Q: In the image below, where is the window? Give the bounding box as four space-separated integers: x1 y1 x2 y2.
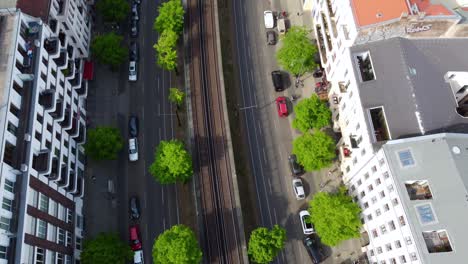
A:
379 190 386 198
58 228 65 245
37 219 47 239
399 255 407 263
39 194 49 212
405 236 412 245
371 166 377 173
410 253 418 260
387 184 394 192
377 246 383 254
380 261 386 264
383 171 389 179
398 149 415 167
392 198 399 206
351 185 356 192
380 225 387 234
4 179 14 193
355 51 375 82
369 249 374 256
357 179 362 186
395 240 402 248
0 245 6 259
361 149 366 156
389 258 396 264
346 166 350 173
416 203 438 225
363 202 369 209
372 229 378 238
399 216 406 226
368 184 374 192
386 243 392 251
422 230 453 253
7 122 17 136
383 204 390 212
405 180 433 200
376 209 381 216
353 157 358 164
66 231 72 247
36 247 44 264
76 237 82 250
364 172 370 179
367 214 373 221
371 196 377 204
375 178 381 185
379 158 385 166
2 197 13 211
0 217 10 231
388 220 396 230
67 209 73 224
360 191 366 198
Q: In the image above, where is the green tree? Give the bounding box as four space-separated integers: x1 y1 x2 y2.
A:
81 233 133 264
292 131 335 171
85 126 124 161
96 0 129 23
154 0 185 35
277 26 318 76
248 225 286 263
308 187 362 246
91 32 127 68
154 30 178 71
293 94 331 132
152 224 202 264
168 87 185 107
149 139 193 184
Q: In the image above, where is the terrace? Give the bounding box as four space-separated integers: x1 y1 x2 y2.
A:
368 107 390 142
404 180 433 200
423 230 453 253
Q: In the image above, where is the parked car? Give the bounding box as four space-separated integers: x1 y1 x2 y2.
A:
303 235 325 264
130 41 139 61
131 20 138 37
299 210 315 235
263 10 274 29
275 96 288 117
129 225 142 251
133 0 141 4
131 4 139 20
129 115 139 137
129 61 137 81
288 154 304 176
271 70 284 91
129 196 140 219
134 250 144 264
292 178 305 200
129 138 139 161
266 30 276 45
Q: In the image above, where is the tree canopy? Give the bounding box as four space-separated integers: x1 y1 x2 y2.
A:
168 88 185 107
149 139 193 184
154 0 185 35
248 225 286 263
91 32 127 68
154 30 178 71
96 0 129 23
292 94 331 132
85 126 123 161
277 26 318 76
81 233 133 264
152 224 202 264
309 187 362 246
292 131 335 172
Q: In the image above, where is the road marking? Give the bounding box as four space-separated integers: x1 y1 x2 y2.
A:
157 77 160 93
273 207 278 224
268 177 273 195
274 119 278 130
158 103 161 116
257 123 262 135
175 185 180 224
262 147 267 164
161 185 165 205
162 217 166 230
159 127 162 142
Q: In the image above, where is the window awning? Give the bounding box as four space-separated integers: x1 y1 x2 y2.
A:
83 61 94 80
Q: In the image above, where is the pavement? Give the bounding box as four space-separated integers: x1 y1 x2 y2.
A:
83 1 181 263
228 0 365 263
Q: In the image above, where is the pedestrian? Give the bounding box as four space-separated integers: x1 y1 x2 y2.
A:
91 175 96 181
297 12 302 16
328 171 332 177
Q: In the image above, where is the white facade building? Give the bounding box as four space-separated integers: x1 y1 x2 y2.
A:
349 133 468 264
0 0 91 262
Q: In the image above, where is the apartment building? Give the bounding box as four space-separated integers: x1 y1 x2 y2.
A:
0 0 91 262
348 133 468 264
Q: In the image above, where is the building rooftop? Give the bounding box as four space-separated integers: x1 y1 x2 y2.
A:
351 0 410 27
409 0 454 16
350 37 468 140
0 12 18 115
16 0 51 21
383 133 468 263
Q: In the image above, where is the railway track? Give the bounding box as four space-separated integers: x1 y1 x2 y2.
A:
188 0 246 263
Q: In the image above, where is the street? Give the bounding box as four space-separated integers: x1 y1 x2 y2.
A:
84 0 180 262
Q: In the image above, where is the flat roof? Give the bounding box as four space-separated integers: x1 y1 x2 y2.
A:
409 0 453 16
16 0 50 21
0 12 18 113
351 0 410 27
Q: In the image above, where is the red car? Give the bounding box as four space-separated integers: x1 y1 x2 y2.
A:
129 225 142 251
276 96 288 117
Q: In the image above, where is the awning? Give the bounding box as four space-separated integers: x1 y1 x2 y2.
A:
83 61 94 80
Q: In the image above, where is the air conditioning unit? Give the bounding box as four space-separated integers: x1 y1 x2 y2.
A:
20 164 28 172
24 133 31 142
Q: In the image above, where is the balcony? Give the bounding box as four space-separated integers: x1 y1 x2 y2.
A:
67 44 74 59
49 18 58 33
321 13 333 51
50 99 64 119
405 180 433 200
368 107 390 142
69 112 79 137
32 150 51 174
53 49 67 67
73 175 84 197
39 90 55 110
355 52 375 82
49 157 60 180
57 164 68 186
315 25 327 64
423 230 453 253
44 37 59 55
338 81 350 93
62 61 74 78
60 107 71 128
65 171 76 192
76 81 87 96
57 0 65 15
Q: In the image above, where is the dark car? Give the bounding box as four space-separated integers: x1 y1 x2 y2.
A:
131 20 138 38
130 42 139 61
129 116 139 137
271 71 284 91
266 30 276 45
288 154 304 176
303 235 325 264
129 196 140 220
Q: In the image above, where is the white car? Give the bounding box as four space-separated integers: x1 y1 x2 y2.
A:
129 138 139 162
134 250 144 264
292 178 305 200
263 11 274 29
299 210 315 235
129 61 137 81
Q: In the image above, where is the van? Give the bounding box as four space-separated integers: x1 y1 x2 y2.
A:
134 250 144 264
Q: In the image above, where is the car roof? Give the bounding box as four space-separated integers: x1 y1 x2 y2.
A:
130 61 136 66
129 138 137 147
300 210 310 217
129 225 139 239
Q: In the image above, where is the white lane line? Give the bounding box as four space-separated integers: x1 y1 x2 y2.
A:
273 208 278 224
175 185 180 224
162 217 166 230
158 103 161 116
169 72 174 138
161 186 165 205
162 70 167 140
279 148 284 162
262 147 267 164
268 177 273 195
257 123 262 135
159 127 162 143
157 77 160 93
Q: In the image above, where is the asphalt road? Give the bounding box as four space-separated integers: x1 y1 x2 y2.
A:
231 0 318 263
